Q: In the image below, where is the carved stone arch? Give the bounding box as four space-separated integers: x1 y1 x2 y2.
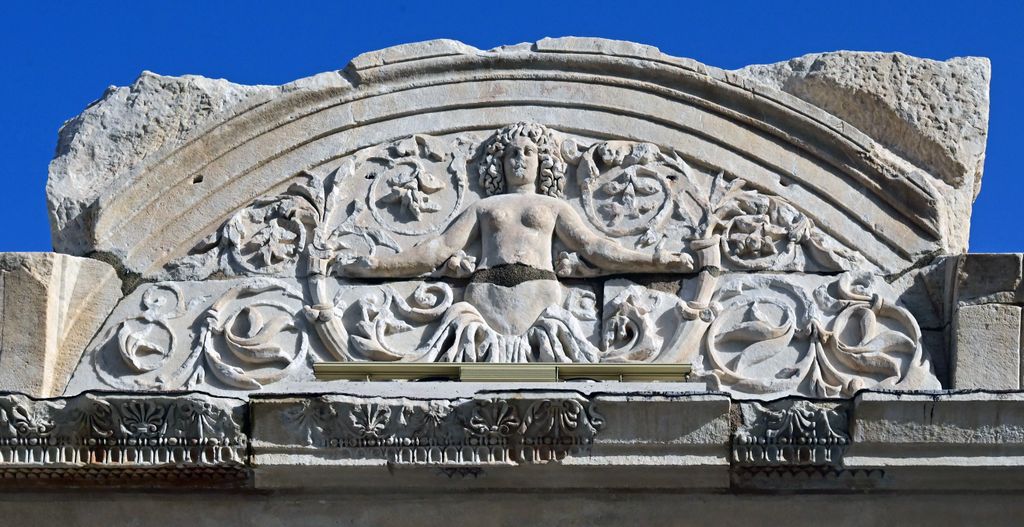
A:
54 38 967 279
56 38 989 397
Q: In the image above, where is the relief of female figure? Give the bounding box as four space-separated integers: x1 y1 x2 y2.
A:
344 123 692 361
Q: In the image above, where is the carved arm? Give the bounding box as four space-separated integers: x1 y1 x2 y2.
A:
554 202 693 273
343 205 480 277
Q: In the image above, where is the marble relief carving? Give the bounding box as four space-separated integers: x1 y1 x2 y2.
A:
70 122 940 398
279 396 604 465
733 400 850 466
0 393 246 469
701 273 938 397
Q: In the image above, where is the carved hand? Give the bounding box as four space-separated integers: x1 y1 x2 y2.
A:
654 247 695 272
340 255 378 277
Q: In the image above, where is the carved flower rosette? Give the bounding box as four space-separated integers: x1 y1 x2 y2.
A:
680 172 861 273
576 141 681 249
362 134 469 237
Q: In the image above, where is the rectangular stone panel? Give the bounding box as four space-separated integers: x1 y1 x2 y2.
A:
952 303 1021 389
605 272 942 398
954 253 1024 305
65 277 601 395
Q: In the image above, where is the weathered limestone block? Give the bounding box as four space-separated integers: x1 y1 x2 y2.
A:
888 257 954 329
845 392 1024 492
47 73 270 255
0 253 122 396
737 52 990 253
47 69 348 255
954 253 1023 305
952 303 1021 389
940 254 1024 388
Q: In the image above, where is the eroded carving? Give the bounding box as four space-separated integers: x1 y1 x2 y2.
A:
683 172 862 272
367 134 469 235
191 280 309 389
279 396 603 465
577 142 679 246
0 393 246 468
113 284 185 374
348 282 454 361
89 279 310 391
733 400 849 466
602 285 665 362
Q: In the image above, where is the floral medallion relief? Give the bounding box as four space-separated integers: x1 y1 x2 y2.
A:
364 134 469 236
70 122 939 398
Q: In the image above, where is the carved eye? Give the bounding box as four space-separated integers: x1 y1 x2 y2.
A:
525 146 536 155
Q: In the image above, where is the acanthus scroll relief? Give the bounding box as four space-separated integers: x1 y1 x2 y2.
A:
71 122 940 398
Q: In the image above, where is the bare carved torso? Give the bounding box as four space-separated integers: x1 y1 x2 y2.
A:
475 193 561 271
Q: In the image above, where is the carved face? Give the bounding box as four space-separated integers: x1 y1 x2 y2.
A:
503 135 540 189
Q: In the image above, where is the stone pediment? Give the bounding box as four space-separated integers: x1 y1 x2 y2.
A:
48 38 992 399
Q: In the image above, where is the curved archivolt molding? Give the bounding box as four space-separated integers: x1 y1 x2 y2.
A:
73 38 956 277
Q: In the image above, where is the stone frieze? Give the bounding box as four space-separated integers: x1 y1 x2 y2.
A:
65 123 941 398
276 395 604 465
0 392 246 482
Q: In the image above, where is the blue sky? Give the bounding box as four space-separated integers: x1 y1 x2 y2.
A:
1 0 1021 252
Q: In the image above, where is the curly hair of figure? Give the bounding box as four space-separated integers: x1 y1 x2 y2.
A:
478 122 567 197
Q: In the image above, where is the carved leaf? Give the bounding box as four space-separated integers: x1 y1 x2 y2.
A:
117 323 170 373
